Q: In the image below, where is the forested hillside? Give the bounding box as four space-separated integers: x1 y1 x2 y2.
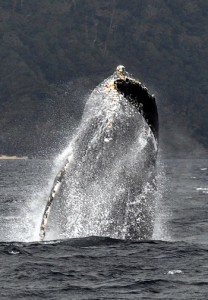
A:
1 0 208 156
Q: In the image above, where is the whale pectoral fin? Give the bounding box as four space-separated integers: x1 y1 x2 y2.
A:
39 157 71 241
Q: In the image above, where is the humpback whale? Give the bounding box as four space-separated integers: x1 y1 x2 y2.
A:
39 65 159 241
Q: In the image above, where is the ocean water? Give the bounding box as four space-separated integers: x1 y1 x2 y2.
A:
0 158 208 299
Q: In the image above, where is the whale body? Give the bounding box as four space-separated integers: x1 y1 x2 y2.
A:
40 66 159 241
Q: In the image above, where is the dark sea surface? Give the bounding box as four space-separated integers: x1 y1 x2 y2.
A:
0 158 208 299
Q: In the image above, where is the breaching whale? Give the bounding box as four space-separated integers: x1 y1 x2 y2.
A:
39 65 159 241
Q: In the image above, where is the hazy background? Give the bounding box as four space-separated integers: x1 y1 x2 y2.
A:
1 0 208 157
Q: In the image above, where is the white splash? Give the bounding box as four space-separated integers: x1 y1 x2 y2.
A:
167 270 183 275
153 155 170 241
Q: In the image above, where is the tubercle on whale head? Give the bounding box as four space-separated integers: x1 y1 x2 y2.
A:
116 65 126 80
115 65 142 84
105 65 143 91
105 65 140 90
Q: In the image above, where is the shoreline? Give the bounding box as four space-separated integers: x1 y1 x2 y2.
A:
0 155 28 160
